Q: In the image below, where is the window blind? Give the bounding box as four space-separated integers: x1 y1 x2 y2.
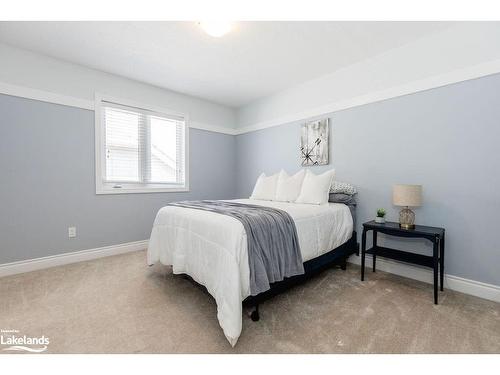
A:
101 101 186 188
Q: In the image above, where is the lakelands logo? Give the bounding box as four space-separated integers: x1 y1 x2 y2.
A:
1 329 49 353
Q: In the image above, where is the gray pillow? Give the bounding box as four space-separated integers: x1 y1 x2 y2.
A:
329 193 356 205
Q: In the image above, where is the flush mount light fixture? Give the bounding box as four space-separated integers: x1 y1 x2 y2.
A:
198 21 233 37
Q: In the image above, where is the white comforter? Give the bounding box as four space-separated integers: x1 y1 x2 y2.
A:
147 199 353 346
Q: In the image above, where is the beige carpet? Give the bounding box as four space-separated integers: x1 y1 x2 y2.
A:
1 250 499 354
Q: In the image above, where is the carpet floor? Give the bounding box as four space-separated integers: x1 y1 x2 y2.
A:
1 250 499 354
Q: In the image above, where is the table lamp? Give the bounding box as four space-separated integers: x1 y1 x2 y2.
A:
392 184 422 229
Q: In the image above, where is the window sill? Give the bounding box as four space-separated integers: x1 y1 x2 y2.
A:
96 186 190 195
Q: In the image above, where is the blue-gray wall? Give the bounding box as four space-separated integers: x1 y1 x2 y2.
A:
0 94 237 264
236 74 500 286
2 74 500 287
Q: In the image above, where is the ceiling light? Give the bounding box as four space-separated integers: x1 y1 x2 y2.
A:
198 21 233 38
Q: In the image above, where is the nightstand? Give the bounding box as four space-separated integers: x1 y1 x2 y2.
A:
361 221 445 304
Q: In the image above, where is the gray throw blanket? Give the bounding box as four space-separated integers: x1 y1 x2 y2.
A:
168 200 304 295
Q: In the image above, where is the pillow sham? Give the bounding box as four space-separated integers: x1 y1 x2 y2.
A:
249 172 280 201
275 170 306 202
330 180 357 195
295 169 335 205
328 193 356 205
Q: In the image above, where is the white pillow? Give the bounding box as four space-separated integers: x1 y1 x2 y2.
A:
275 170 306 202
295 169 336 205
249 172 281 200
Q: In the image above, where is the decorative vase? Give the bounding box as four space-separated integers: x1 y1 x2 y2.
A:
375 217 385 224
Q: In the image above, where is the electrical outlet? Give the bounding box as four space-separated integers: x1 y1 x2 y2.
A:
68 227 76 238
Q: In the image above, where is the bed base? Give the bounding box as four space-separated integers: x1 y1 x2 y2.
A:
243 231 359 321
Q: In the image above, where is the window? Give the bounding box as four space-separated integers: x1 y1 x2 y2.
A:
95 96 188 194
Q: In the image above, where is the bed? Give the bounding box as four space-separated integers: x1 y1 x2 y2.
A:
147 198 356 346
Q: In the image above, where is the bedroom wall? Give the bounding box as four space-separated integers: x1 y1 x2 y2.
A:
235 73 500 287
0 94 237 264
0 42 236 132
236 23 500 130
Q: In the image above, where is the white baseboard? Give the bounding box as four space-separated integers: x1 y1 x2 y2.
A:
348 255 500 303
1 241 499 304
0 240 148 278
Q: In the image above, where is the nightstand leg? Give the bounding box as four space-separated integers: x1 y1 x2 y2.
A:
361 229 367 281
440 235 445 291
372 231 377 272
433 240 439 305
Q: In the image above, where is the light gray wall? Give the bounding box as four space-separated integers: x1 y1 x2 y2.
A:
236 73 500 286
0 43 237 129
2 74 500 287
0 94 237 264
236 24 500 128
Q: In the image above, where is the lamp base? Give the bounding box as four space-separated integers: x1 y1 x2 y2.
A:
399 207 416 230
399 223 415 230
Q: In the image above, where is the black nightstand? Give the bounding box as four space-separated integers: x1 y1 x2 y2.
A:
361 221 445 304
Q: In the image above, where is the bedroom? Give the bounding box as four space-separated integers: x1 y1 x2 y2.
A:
1 0 500 372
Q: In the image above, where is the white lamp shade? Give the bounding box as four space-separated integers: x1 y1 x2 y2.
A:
393 184 422 207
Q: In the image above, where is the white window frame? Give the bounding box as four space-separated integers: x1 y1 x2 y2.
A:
95 93 190 194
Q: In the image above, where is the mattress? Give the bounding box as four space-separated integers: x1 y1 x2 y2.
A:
147 199 353 346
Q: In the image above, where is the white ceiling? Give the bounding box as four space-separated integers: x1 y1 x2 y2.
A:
0 21 453 108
